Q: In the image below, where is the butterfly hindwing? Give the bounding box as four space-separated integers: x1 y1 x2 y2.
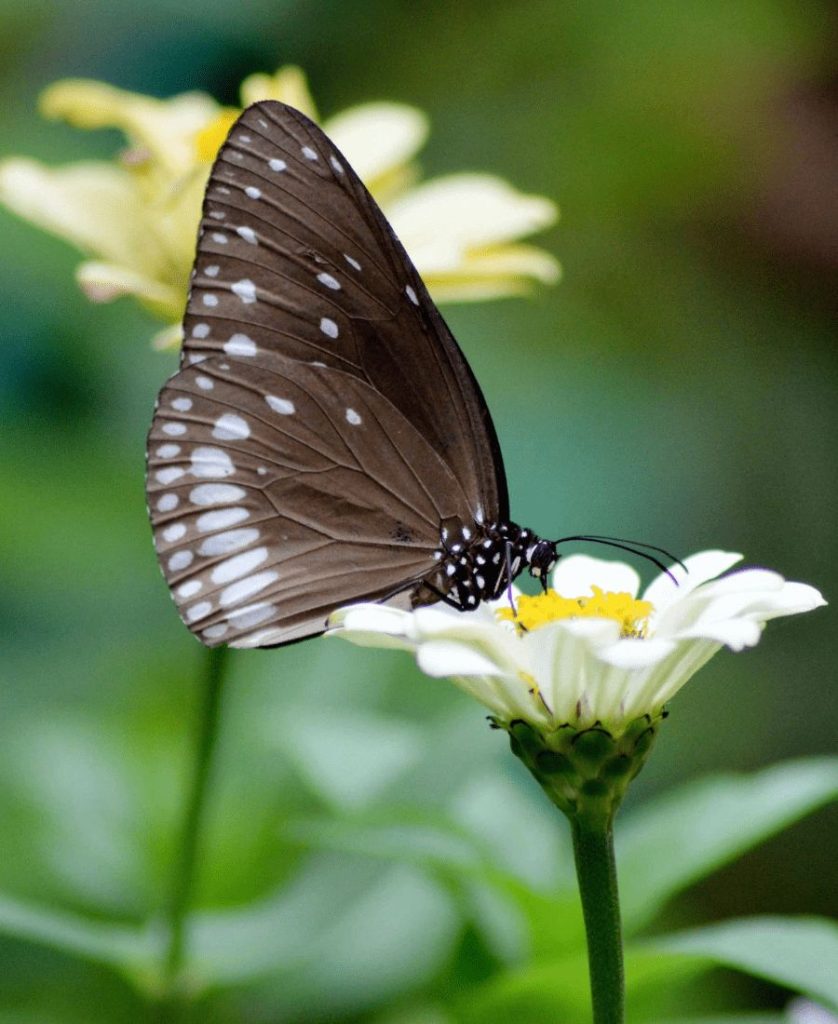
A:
147 353 470 646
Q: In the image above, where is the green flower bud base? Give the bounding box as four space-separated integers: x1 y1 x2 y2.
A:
501 713 664 827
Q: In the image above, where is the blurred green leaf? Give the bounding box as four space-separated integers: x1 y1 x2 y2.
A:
270 706 426 811
0 891 158 988
454 945 709 1024
189 859 460 997
651 917 838 1011
618 758 838 931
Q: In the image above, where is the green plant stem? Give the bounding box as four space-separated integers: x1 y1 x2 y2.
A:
158 644 228 1018
571 816 624 1024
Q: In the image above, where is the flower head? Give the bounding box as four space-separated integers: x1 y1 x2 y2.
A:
0 67 559 349
330 550 825 736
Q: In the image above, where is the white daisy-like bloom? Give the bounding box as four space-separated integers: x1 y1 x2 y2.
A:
330 550 825 736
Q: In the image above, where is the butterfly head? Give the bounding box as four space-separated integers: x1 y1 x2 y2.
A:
526 539 559 591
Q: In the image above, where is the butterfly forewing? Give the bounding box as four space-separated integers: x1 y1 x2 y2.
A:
148 353 471 646
181 100 507 525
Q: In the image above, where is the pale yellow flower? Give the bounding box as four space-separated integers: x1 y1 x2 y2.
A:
0 67 559 349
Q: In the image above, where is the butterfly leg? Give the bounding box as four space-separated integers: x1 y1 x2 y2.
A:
503 541 519 618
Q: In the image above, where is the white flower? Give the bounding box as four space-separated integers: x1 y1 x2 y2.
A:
329 550 825 735
0 67 559 349
788 1000 838 1024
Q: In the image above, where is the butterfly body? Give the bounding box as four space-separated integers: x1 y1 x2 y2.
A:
147 100 556 648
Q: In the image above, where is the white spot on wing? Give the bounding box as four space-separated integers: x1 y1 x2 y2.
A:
197 507 249 532
212 232 228 244
196 375 214 390
168 549 193 572
244 186 261 199
212 547 268 584
163 523 186 543
228 602 277 631
317 272 340 290
269 158 286 172
171 397 192 412
265 395 295 415
191 323 210 338
224 333 256 356
330 155 344 174
344 254 361 271
302 145 318 161
220 572 279 608
405 284 419 305
156 444 180 458
236 226 257 245
319 317 338 338
162 422 187 436
205 265 219 277
213 413 250 440
202 294 218 307
232 278 257 303
191 447 235 478
203 622 228 640
186 601 212 622
156 466 185 485
345 408 362 426
157 493 179 512
199 528 260 557
177 579 202 599
190 483 246 505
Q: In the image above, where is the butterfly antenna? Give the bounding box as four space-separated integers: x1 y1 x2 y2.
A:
577 535 687 573
553 534 685 584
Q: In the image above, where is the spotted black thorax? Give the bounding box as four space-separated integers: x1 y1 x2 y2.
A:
413 519 559 610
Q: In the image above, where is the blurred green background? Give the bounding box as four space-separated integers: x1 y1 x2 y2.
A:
0 1 835 1021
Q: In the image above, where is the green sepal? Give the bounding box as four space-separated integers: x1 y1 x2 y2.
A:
499 713 666 826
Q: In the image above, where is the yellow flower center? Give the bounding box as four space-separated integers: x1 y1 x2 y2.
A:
194 109 240 162
498 586 653 638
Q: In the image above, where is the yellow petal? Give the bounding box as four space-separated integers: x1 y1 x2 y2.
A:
387 174 558 257
239 65 319 120
324 103 429 192
194 109 240 162
0 157 163 274
76 261 183 320
40 79 218 175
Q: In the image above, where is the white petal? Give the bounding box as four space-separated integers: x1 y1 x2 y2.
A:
643 550 743 614
551 554 641 600
678 618 763 651
597 638 677 668
417 640 503 678
330 603 413 636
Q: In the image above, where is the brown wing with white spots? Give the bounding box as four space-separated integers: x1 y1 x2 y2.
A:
147 354 471 647
181 100 508 526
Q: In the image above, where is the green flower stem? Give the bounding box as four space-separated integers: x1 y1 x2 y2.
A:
502 715 664 1024
571 817 624 1024
158 644 228 1018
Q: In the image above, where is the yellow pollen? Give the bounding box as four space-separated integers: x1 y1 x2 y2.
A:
498 586 653 638
194 109 240 162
